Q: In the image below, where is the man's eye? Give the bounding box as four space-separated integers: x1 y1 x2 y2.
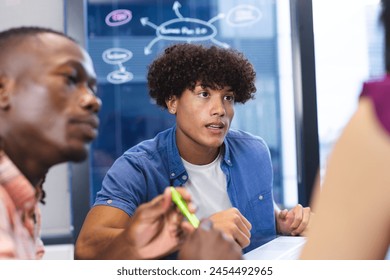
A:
199 91 209 97
65 75 78 85
89 85 98 95
225 95 234 101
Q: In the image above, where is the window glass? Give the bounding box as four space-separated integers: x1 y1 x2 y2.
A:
313 0 384 176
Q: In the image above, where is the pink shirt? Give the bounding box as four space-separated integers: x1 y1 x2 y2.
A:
0 151 44 259
360 74 390 135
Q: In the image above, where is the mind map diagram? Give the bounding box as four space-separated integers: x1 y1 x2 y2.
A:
102 2 263 83
140 1 228 55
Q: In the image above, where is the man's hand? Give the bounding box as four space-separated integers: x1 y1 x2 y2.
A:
178 219 243 260
208 208 252 248
126 187 193 259
275 204 311 236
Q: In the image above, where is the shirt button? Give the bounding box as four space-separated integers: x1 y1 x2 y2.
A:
258 195 263 201
107 199 113 204
171 172 175 177
182 175 187 180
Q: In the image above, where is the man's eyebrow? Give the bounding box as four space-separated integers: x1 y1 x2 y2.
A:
56 60 96 81
57 59 83 69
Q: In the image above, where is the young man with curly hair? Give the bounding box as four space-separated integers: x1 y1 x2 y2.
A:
76 43 311 259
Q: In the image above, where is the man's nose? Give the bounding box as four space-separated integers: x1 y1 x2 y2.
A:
210 97 226 116
80 91 101 113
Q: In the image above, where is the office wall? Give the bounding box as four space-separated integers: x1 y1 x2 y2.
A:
0 0 73 241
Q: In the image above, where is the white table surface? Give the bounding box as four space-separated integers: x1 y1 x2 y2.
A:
244 236 306 260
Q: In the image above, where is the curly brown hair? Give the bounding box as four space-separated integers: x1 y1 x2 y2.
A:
147 43 257 109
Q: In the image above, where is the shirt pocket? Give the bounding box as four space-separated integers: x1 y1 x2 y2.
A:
246 190 275 233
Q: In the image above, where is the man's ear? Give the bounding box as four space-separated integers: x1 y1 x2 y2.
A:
166 95 177 115
0 75 11 110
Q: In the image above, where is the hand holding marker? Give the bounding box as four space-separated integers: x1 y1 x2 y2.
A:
170 187 200 228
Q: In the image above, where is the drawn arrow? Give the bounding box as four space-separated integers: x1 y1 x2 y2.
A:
173 1 183 19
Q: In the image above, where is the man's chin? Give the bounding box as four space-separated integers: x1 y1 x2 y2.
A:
65 146 89 163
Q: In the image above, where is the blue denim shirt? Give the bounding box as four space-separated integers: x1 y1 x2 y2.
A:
94 126 277 252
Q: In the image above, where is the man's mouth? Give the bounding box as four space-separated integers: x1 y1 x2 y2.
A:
70 117 99 129
205 122 225 129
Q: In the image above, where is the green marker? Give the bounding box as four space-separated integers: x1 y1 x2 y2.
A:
170 186 200 228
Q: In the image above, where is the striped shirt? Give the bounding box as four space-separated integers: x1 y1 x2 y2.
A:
0 151 44 259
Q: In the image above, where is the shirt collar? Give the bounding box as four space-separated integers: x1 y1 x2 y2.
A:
222 134 233 166
0 151 37 211
167 125 188 185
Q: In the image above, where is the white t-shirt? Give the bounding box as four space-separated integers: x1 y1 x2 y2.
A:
181 153 232 219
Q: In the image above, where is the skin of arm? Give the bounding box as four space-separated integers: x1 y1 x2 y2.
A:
75 187 192 259
300 98 390 259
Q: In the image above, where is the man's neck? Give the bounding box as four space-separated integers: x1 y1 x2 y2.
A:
2 148 49 186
